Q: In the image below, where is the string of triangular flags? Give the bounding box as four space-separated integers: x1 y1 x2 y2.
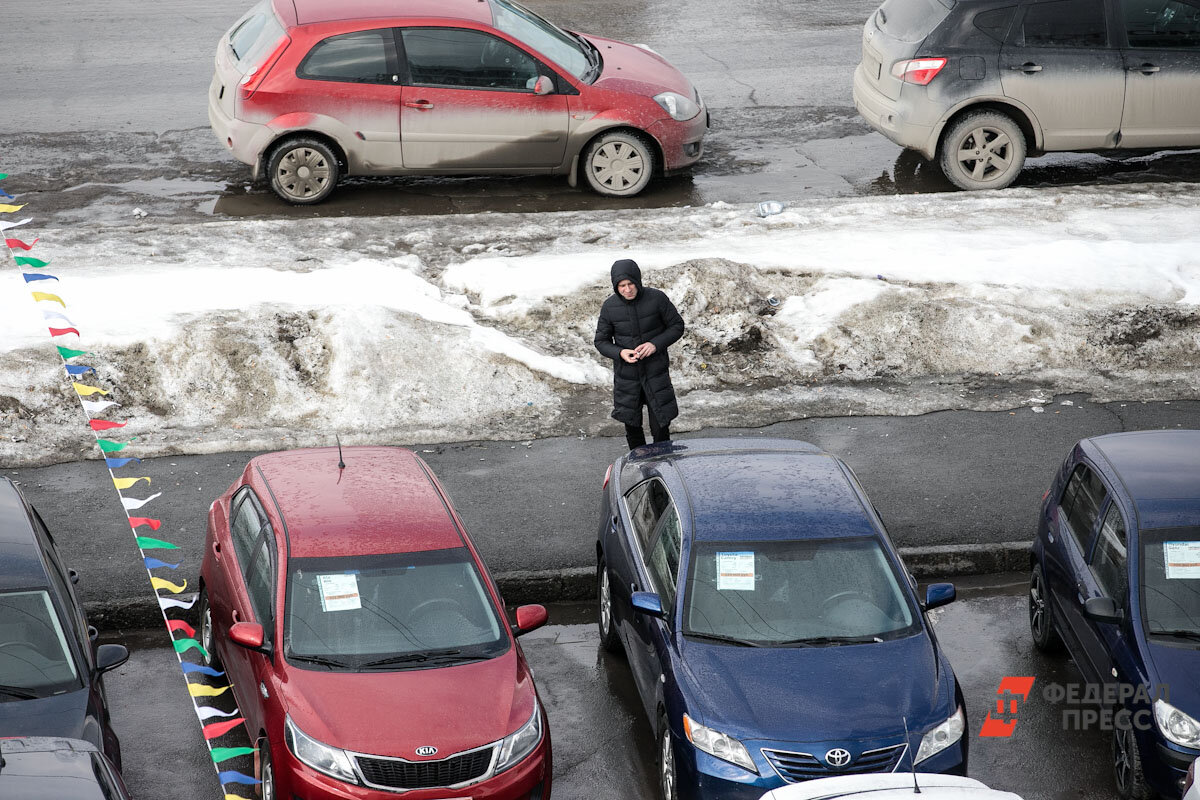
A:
1 172 258 800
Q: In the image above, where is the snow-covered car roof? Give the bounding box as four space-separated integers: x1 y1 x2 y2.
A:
759 773 1025 800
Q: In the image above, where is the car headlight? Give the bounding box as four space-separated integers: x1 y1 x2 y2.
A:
495 698 544 773
683 713 756 773
1155 699 1200 748
915 706 965 763
285 715 358 784
654 91 701 121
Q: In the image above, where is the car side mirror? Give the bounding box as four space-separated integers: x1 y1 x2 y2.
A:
513 604 549 636
230 621 272 657
95 643 128 675
631 591 664 619
533 75 554 95
1083 596 1123 624
924 583 957 611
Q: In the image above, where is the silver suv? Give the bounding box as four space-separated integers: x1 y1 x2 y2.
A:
853 0 1200 190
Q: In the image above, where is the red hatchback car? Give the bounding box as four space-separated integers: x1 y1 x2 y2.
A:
197 446 551 800
208 0 709 203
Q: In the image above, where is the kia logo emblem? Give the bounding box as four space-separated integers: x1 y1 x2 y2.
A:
415 746 438 757
825 748 852 768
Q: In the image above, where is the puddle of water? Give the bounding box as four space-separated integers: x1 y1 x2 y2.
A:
64 177 229 197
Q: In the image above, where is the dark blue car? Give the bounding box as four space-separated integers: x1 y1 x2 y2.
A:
1031 430 1200 799
595 438 967 800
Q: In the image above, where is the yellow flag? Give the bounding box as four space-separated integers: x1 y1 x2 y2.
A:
188 683 231 698
72 382 109 396
0 203 26 213
151 576 187 593
113 476 150 490
31 291 65 307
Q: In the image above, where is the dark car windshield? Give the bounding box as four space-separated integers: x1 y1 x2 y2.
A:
0 589 81 697
1141 527 1200 638
683 537 919 646
284 548 508 670
490 0 593 81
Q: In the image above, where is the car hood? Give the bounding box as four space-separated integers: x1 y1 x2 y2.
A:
1145 640 1200 715
0 690 92 743
677 632 951 743
279 647 535 757
582 34 696 99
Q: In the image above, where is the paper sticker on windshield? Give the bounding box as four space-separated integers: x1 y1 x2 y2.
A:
716 552 755 591
1163 542 1200 579
317 573 361 611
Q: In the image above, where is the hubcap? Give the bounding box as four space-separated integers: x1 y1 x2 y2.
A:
599 569 612 634
955 126 1013 183
1029 574 1046 638
277 147 331 199
660 730 675 800
591 142 645 190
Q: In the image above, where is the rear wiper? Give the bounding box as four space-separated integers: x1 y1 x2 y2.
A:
0 684 39 700
359 649 463 669
288 654 353 669
1149 629 1200 643
774 634 884 648
685 632 764 647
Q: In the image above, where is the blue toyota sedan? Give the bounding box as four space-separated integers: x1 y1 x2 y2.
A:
595 438 966 800
1031 430 1200 800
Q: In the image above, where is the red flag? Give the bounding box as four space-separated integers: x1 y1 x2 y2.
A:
167 619 195 638
129 517 162 530
89 419 127 431
203 718 245 740
49 327 80 337
5 237 38 250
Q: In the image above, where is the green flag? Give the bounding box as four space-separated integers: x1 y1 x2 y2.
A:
210 747 256 764
14 256 49 268
57 345 89 359
136 536 179 550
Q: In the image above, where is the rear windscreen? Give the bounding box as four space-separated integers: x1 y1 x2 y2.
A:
228 0 285 71
876 0 954 41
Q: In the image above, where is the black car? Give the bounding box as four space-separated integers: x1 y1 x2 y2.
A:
0 737 131 799
0 477 128 768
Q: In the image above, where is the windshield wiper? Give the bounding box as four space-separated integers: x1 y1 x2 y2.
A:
774 634 884 648
1149 629 1200 643
288 654 353 669
684 632 765 647
359 648 464 669
0 684 39 700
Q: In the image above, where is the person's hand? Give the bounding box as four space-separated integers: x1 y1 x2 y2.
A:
620 349 640 363
633 342 657 359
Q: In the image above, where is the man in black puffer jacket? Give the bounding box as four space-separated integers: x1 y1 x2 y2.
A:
593 259 685 450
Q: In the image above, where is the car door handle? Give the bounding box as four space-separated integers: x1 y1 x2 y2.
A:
404 100 434 110
1010 63 1043 73
1127 63 1161 74
610 515 618 532
232 609 241 623
212 541 221 560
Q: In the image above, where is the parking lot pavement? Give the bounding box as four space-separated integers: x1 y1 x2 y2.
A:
103 575 1119 800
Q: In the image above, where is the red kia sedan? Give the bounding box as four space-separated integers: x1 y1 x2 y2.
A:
197 446 551 800
208 0 708 203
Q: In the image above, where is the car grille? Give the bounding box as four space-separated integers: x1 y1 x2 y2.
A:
355 746 494 790
763 743 906 782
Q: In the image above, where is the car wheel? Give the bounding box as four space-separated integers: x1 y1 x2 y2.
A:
1113 721 1152 800
597 559 623 654
260 738 276 800
1029 565 1062 654
658 715 678 800
582 131 656 197
938 110 1026 191
267 137 340 205
197 588 223 670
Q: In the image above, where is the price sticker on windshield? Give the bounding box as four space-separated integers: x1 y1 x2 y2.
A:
1163 542 1200 579
716 551 755 591
317 573 362 611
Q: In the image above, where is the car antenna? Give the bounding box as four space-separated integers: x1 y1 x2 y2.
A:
336 434 345 470
903 716 921 793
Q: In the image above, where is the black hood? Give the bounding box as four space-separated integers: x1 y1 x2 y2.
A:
611 259 643 293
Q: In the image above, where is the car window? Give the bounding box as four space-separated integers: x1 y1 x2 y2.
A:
244 526 276 626
299 29 395 84
38 541 89 661
1019 0 1109 47
1091 502 1128 603
230 489 263 568
491 0 589 80
0 590 81 694
975 6 1018 41
1059 463 1107 554
1122 0 1200 47
625 478 672 551
227 0 285 70
646 507 683 608
1140 527 1200 636
401 28 540 91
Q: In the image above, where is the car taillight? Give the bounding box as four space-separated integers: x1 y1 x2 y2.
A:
603 464 612 489
238 35 290 101
890 57 947 85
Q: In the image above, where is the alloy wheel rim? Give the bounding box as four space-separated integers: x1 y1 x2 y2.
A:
263 755 274 800
955 126 1013 183
592 142 645 191
600 569 612 634
277 147 331 199
201 601 213 656
661 730 675 800
1029 573 1046 639
1114 726 1132 792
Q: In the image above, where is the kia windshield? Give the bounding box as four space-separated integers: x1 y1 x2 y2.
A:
491 0 596 81
0 590 81 698
683 537 919 646
284 548 508 670
1141 527 1200 641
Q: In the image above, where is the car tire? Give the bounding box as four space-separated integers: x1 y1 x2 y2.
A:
197 588 223 671
938 110 1026 191
260 737 276 800
1113 721 1152 800
1028 564 1062 654
267 137 340 205
658 714 678 800
597 558 623 654
582 130 656 197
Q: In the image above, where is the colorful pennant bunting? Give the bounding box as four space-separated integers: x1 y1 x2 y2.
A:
113 475 150 489
188 683 231 698
22 272 57 282
105 456 142 468
129 517 162 530
144 556 182 570
217 771 260 786
98 438 134 452
172 638 208 658
64 364 95 376
73 383 109 396
5 237 38 250
121 491 160 509
57 345 87 358
193 701 236 715
0 203 26 213
184 665 227 679
34 293 66 307
49 326 80 336
211 747 256 763
151 576 187 593
82 399 119 413
137 536 179 550
159 595 196 610
204 719 246 740
14 255 48 268
88 419 125 431
167 620 196 637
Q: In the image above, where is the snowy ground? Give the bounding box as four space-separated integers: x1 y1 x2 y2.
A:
2 183 1199 467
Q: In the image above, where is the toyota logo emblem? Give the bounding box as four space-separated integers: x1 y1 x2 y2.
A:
825 748 852 768
415 746 438 757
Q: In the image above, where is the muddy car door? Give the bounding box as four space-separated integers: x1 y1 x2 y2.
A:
1116 0 1200 147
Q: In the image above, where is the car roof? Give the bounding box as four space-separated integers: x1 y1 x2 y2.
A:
250 447 465 558
288 0 493 26
636 438 878 543
0 478 50 592
0 738 117 800
1085 430 1200 529
764 772 1023 800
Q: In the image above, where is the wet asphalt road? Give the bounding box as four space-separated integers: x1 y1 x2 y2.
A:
3 0 1199 220
101 575 1120 800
